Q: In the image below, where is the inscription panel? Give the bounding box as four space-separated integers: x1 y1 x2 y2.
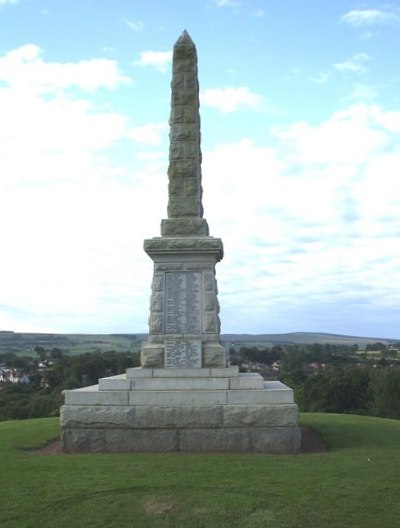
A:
165 339 202 368
165 271 201 334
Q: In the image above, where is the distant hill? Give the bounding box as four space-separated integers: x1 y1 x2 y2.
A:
221 332 399 348
0 330 398 356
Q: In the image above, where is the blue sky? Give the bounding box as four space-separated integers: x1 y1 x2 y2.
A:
0 0 399 339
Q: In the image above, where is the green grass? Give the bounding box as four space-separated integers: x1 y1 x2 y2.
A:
1 414 399 528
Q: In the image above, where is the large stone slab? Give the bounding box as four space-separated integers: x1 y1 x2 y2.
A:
60 405 135 429
179 428 252 453
64 387 128 406
62 428 179 453
252 427 301 454
223 404 299 427
133 405 223 428
131 377 229 391
128 389 228 406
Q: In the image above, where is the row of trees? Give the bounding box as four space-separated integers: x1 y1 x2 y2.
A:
234 343 400 420
1 342 399 421
0 349 139 421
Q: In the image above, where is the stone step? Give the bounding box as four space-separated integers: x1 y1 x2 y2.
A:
61 403 299 429
98 372 264 391
125 366 239 379
64 381 294 406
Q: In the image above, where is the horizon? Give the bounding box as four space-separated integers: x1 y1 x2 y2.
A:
0 1 399 339
0 329 398 342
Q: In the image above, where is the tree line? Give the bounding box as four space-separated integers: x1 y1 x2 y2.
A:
0 348 139 421
233 343 400 419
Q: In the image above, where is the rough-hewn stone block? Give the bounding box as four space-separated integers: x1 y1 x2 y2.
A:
60 405 135 429
227 389 294 405
133 405 222 429
131 377 229 391
203 344 226 367
229 373 264 390
62 428 179 453
252 427 301 454
64 388 128 406
179 428 251 453
128 390 228 406
223 404 299 427
141 346 164 368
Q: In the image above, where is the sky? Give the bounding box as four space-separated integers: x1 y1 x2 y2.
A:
0 0 399 339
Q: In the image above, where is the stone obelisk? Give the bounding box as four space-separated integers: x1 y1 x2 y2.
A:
141 30 227 369
60 32 300 454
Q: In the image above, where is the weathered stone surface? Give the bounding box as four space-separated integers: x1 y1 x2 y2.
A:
60 405 135 429
140 346 164 368
152 367 211 377
179 428 252 453
134 405 222 428
210 366 239 377
62 428 179 453
99 375 131 391
203 344 227 367
223 404 299 427
227 386 294 405
144 237 223 258
131 377 229 391
161 218 209 236
229 373 264 390
128 390 228 406
126 367 154 378
62 428 106 453
252 427 301 454
64 388 128 406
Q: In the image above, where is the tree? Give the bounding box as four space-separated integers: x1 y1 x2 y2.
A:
369 368 400 419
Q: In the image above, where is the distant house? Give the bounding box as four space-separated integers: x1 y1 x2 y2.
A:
0 368 30 386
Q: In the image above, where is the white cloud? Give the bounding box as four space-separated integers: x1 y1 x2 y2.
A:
134 51 172 73
124 19 144 32
201 104 400 336
254 9 265 18
201 86 264 112
0 44 132 94
274 104 389 164
343 83 378 102
333 53 370 73
128 123 168 146
214 0 241 7
341 9 400 26
1 43 399 337
0 0 20 5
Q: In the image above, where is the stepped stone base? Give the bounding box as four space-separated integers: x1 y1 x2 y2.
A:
61 367 300 454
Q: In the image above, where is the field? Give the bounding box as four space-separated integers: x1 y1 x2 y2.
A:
0 332 143 356
1 331 397 357
1 413 399 527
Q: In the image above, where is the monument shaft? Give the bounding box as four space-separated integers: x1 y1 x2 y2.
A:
142 30 226 369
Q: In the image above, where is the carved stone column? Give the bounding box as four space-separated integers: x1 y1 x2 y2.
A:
141 31 227 368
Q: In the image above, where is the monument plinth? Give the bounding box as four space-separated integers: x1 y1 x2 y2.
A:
60 31 300 454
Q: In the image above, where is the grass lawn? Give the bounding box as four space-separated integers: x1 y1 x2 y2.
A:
1 413 399 528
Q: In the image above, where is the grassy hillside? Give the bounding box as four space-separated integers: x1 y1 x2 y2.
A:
0 332 143 356
1 413 399 527
1 330 397 357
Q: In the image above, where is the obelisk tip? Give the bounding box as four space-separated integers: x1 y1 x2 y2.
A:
175 30 195 47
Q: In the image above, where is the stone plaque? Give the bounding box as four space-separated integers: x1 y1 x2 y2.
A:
165 339 202 368
165 271 201 333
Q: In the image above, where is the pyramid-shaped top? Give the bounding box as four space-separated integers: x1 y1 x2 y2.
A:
174 29 195 47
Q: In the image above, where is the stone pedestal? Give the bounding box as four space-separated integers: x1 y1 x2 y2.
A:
141 236 227 369
61 367 300 454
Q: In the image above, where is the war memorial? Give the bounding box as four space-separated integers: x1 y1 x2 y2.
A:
60 31 300 454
